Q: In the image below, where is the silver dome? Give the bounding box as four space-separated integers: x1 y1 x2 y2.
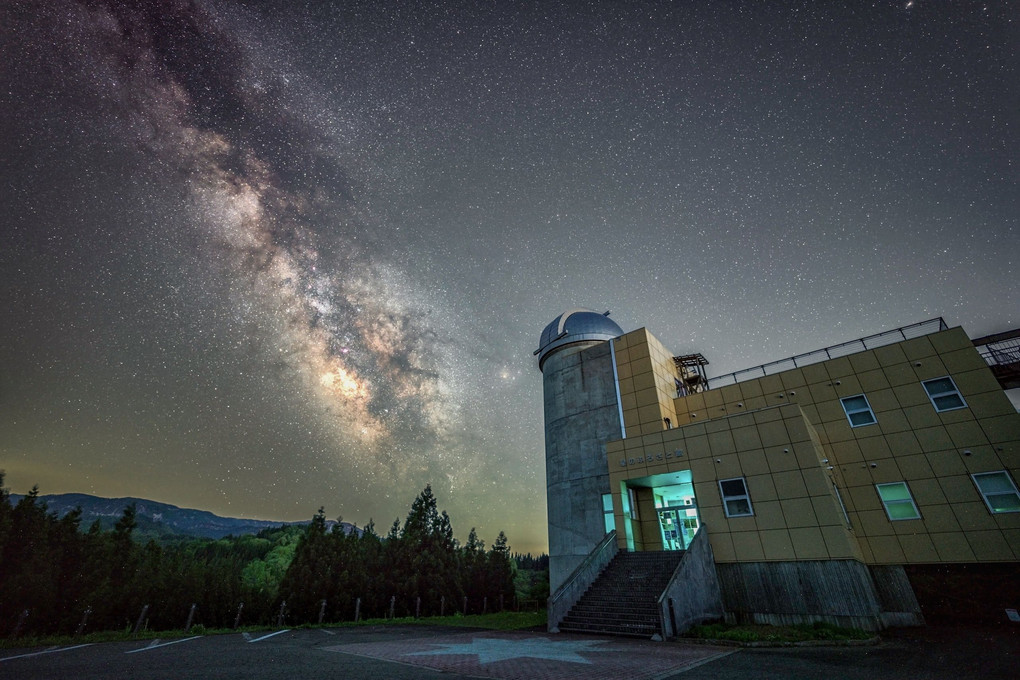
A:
536 308 624 369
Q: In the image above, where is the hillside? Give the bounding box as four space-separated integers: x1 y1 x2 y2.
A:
7 492 353 540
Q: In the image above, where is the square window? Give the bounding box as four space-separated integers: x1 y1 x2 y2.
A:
922 376 967 412
719 477 753 517
841 394 877 427
876 482 921 520
972 471 1020 513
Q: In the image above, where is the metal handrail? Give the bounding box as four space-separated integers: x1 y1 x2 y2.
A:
707 317 948 389
548 531 617 605
547 531 618 632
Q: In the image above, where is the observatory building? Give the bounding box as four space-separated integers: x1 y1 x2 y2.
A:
536 310 1020 638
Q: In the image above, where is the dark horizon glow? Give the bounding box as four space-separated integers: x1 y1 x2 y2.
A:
1 0 1016 555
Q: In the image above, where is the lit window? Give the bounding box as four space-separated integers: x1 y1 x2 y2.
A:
719 477 753 518
922 376 967 412
602 493 615 533
841 394 877 427
972 471 1020 514
876 482 921 520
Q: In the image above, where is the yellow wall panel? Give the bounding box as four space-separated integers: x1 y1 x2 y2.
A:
869 535 907 563
932 532 977 561
897 534 939 562
760 529 796 559
967 530 1016 560
790 527 829 559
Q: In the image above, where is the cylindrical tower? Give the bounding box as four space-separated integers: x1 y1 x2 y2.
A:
536 309 625 592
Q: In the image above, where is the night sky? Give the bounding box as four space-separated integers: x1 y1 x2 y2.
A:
1 0 1016 555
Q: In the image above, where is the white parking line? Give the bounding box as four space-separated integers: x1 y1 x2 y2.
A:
125 635 202 653
320 629 336 636
247 629 290 643
1 644 93 662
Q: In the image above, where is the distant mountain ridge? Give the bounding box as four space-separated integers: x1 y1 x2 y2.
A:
7 492 350 540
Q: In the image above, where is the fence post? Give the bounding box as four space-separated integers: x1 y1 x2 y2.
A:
11 609 29 638
185 603 197 632
277 601 287 627
133 604 149 634
483 597 488 614
318 599 327 625
388 596 395 620
463 596 468 615
234 602 244 629
415 597 421 619
75 606 92 637
354 597 361 623
441 596 445 617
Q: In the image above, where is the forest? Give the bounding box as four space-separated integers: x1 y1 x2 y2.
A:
0 474 549 637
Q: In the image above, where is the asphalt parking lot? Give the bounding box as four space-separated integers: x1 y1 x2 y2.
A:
1 623 1016 680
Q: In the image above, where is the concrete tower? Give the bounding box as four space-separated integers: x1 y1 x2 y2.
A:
536 309 625 591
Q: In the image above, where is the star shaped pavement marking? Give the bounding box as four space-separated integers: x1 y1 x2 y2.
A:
405 636 614 665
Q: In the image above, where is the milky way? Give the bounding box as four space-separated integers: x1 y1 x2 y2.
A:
1 0 1016 553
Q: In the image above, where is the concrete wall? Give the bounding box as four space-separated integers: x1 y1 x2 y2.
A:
543 340 622 591
870 565 925 628
547 531 619 632
658 526 725 638
716 559 887 630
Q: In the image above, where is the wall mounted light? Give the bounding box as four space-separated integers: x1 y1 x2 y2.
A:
963 449 972 456
870 463 878 468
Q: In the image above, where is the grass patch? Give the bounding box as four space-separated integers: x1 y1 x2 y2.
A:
417 610 546 630
320 609 546 631
686 620 873 643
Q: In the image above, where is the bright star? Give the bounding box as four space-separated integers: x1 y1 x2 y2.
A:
405 636 614 665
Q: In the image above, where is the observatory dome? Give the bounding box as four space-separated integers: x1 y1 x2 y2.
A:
536 308 624 369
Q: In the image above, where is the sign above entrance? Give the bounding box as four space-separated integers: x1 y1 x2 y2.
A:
619 449 684 467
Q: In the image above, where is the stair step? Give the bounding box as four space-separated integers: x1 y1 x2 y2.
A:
558 550 684 640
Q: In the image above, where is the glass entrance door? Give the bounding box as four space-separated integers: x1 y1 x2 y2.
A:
657 503 700 550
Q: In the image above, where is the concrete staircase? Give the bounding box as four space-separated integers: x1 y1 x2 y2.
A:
557 551 683 638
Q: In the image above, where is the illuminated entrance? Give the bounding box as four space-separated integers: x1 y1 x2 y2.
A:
621 470 700 551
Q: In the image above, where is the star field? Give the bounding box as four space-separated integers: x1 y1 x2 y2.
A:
1 0 1016 554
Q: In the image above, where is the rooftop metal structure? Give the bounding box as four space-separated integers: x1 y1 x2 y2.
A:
672 353 709 395
972 328 1020 390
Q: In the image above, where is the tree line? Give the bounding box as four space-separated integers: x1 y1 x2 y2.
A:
0 475 538 637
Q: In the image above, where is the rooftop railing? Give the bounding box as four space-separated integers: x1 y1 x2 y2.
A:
706 317 949 389
972 329 1020 390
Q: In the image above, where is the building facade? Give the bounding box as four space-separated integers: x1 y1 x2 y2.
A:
538 311 1020 632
